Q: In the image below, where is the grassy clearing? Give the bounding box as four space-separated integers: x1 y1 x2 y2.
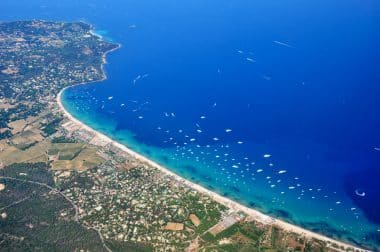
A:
0 140 49 166
10 130 43 150
7 119 27 134
48 143 84 159
50 144 104 171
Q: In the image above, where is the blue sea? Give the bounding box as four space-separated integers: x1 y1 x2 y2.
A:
2 0 380 249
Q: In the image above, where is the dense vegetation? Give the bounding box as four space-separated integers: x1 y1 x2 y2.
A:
0 163 105 251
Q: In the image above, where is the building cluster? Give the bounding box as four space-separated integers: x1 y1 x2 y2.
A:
55 157 226 249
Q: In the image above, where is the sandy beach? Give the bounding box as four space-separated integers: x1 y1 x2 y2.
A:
56 89 369 252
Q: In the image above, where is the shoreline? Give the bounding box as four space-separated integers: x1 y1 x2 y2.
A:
55 31 369 252
56 90 369 252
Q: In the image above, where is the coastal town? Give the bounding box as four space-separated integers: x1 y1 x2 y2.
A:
0 20 374 251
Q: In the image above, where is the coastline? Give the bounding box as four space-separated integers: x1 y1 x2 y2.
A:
55 29 369 252
56 91 369 252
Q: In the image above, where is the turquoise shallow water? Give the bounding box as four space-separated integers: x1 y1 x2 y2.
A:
2 0 380 249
